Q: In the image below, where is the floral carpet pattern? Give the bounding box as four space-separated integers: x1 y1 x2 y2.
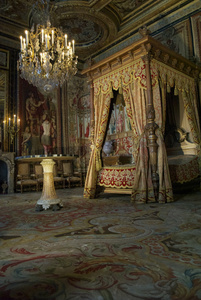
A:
0 188 201 300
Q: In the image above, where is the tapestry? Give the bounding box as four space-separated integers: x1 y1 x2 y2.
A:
67 77 91 173
19 78 58 156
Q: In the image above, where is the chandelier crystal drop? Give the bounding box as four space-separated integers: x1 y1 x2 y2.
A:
18 19 78 93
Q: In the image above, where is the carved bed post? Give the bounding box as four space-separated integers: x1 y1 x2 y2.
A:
198 73 201 123
142 44 159 199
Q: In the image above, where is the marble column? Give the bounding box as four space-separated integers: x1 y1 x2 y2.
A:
36 158 63 211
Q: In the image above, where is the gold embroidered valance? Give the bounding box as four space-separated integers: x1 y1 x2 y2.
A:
152 60 195 94
93 58 195 96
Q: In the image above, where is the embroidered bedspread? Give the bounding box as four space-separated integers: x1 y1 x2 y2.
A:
97 165 136 188
97 155 199 188
168 155 200 184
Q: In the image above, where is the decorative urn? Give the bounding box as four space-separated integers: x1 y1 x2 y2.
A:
103 140 113 156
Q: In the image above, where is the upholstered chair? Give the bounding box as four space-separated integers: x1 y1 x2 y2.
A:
62 161 82 188
16 163 38 193
53 164 65 189
34 164 44 190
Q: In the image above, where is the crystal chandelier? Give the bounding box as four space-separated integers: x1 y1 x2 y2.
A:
18 17 78 93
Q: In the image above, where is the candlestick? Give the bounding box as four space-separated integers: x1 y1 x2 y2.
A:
23 38 26 50
72 40 75 54
52 30 54 45
25 30 29 47
65 34 67 48
20 36 23 50
5 115 21 146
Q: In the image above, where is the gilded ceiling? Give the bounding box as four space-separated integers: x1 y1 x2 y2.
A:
0 0 195 62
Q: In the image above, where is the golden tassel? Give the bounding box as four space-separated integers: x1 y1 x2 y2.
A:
174 86 178 96
167 83 171 93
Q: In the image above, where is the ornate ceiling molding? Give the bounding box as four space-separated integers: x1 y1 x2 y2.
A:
0 0 200 63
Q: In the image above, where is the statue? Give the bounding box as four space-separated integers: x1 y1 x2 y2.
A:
103 140 114 156
21 126 31 155
41 115 52 155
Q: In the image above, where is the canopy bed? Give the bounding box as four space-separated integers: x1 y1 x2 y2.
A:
82 33 201 203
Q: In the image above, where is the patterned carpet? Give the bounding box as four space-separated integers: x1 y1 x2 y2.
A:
0 188 201 300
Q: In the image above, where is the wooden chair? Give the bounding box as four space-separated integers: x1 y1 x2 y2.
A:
34 164 44 190
53 164 65 189
62 161 82 188
16 163 38 193
34 163 65 190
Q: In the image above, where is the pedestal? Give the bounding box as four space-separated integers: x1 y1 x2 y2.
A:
36 158 63 211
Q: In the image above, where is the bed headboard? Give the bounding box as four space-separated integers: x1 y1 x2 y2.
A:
165 127 198 156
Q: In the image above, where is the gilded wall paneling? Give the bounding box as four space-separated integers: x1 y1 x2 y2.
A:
191 12 201 62
155 20 193 60
0 49 9 69
0 49 9 152
0 69 9 152
61 81 68 154
56 87 62 155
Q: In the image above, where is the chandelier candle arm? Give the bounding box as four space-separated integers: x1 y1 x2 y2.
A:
25 30 29 47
